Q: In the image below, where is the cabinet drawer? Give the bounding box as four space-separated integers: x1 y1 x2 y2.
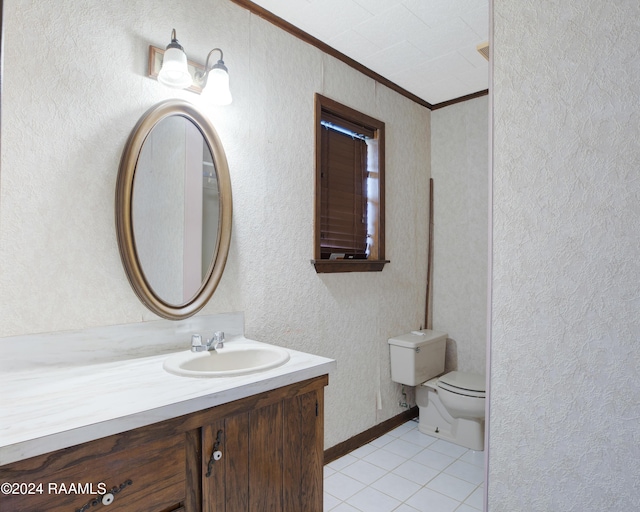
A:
0 433 186 512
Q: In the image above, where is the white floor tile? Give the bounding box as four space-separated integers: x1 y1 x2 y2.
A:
405 487 461 512
455 505 481 512
346 486 402 512
324 423 485 512
411 447 456 471
392 459 440 486
324 492 341 511
428 439 470 459
331 502 360 511
383 438 425 459
328 453 358 471
426 473 476 502
363 448 407 471
349 442 378 459
341 459 388 485
400 428 439 448
393 504 421 512
459 450 484 467
369 433 395 448
443 460 485 486
325 472 366 501
370 472 421 501
463 485 484 510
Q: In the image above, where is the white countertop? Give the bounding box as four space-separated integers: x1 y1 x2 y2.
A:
0 315 335 466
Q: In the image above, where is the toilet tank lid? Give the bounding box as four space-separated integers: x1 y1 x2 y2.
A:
388 329 448 348
438 371 485 392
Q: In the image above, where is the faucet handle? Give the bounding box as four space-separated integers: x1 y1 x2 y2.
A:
210 331 225 349
191 334 205 352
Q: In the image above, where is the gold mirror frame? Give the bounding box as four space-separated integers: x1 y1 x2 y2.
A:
116 99 232 320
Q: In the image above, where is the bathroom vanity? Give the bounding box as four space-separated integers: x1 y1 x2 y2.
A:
0 376 326 512
0 315 335 512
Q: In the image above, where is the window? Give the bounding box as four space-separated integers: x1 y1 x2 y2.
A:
312 94 387 273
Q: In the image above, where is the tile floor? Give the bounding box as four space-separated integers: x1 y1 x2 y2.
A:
324 420 485 512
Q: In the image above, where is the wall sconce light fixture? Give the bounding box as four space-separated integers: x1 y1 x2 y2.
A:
149 29 232 105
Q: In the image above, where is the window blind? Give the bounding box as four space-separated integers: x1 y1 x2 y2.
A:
320 126 368 259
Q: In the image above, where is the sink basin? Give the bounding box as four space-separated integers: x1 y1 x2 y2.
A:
163 343 290 378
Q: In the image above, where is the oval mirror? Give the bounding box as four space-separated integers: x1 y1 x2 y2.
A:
116 99 232 319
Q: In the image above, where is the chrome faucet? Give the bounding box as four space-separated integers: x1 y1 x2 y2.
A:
210 331 225 350
191 331 225 352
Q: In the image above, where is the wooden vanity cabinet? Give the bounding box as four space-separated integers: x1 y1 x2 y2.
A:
0 427 187 512
0 375 327 512
202 384 324 511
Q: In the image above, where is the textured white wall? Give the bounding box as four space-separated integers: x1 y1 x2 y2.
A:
491 1 640 509
0 0 430 448
431 97 488 375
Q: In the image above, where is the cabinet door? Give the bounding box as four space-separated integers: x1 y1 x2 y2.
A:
201 388 323 512
283 389 324 512
248 401 283 512
202 413 250 512
202 404 285 512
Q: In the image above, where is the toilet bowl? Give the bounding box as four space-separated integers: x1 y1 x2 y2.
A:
416 371 485 451
388 330 486 451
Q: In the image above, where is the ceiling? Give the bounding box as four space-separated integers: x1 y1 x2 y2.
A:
248 0 489 106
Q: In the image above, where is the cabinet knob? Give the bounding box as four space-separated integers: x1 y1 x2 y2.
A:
102 493 115 505
77 480 132 512
206 429 224 477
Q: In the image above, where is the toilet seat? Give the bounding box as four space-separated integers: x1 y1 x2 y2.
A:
437 371 485 398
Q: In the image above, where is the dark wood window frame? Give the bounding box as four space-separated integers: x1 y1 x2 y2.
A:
312 94 388 273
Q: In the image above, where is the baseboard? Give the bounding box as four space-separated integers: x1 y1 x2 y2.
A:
324 406 418 464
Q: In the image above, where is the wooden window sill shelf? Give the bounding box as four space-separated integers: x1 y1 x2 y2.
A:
311 259 389 273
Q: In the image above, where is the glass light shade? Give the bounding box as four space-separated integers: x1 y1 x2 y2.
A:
203 67 232 105
158 47 193 89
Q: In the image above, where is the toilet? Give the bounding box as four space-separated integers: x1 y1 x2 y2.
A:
388 330 486 451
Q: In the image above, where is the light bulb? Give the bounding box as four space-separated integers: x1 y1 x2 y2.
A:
157 34 193 89
203 65 232 105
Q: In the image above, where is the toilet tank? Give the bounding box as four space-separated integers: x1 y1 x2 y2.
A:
388 330 447 386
